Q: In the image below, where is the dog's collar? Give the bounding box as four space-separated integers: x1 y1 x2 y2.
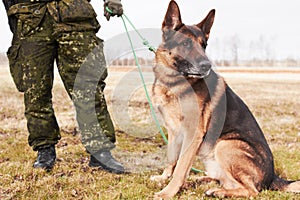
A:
180 69 211 79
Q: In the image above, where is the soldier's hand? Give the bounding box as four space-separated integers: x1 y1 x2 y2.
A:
104 0 123 21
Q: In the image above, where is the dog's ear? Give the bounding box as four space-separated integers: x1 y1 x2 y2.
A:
197 9 215 41
162 0 183 30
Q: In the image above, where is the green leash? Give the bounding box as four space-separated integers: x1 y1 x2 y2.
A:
106 7 204 174
119 15 168 143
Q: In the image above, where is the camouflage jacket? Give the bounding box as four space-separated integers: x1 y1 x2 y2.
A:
7 0 100 34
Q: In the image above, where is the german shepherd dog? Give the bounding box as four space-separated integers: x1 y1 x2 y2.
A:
151 1 300 199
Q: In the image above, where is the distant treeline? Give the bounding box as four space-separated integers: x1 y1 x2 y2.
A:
213 58 300 67
1 52 300 67
109 57 300 68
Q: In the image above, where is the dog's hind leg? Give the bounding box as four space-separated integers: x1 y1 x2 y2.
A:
205 173 259 198
204 140 261 198
205 187 259 198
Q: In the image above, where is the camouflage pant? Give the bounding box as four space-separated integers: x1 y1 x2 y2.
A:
7 3 115 152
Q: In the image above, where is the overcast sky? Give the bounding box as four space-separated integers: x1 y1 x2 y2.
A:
1 0 300 59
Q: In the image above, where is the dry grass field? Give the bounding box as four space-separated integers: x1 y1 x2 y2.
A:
0 65 300 199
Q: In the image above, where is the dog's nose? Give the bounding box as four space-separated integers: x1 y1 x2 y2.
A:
199 60 211 71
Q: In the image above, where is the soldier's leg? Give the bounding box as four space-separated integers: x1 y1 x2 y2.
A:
56 31 115 154
22 40 60 150
7 11 60 151
95 70 116 144
57 31 124 173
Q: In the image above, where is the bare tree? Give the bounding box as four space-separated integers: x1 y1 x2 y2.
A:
230 34 240 65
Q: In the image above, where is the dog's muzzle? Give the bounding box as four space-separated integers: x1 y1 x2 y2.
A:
179 60 212 79
180 68 211 79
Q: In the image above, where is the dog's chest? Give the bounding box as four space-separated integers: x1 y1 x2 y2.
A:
152 85 178 107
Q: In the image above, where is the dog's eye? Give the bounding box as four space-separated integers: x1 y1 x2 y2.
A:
181 39 192 48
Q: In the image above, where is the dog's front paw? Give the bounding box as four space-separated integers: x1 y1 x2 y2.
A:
154 191 172 200
153 183 180 200
153 193 163 200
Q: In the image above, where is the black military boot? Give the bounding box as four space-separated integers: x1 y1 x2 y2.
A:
33 145 56 170
89 150 124 174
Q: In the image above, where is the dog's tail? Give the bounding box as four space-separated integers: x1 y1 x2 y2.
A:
269 175 300 193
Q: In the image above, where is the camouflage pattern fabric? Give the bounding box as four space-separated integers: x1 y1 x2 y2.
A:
6 1 115 151
57 0 97 22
